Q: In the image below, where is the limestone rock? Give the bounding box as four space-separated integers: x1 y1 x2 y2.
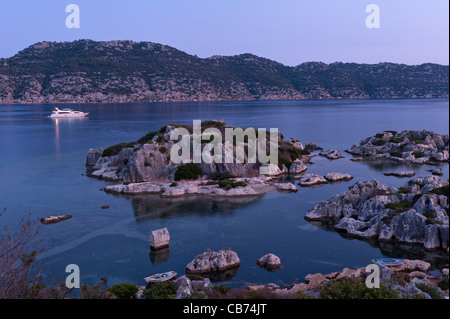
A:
256 254 282 271
298 174 329 187
273 182 298 192
40 215 72 225
384 171 416 178
319 149 343 160
185 248 240 274
324 173 353 183
149 228 170 250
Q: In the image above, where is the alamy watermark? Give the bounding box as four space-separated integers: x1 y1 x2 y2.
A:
365 264 380 288
169 120 279 175
65 264 80 289
365 4 380 29
66 4 80 29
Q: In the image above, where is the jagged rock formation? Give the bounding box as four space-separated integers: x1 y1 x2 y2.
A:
348 130 449 164
1 40 448 104
305 175 449 251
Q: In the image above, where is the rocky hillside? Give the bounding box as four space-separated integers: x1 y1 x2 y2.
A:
0 40 448 104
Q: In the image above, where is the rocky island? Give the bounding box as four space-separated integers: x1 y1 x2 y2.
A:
305 175 449 252
347 130 449 164
86 121 315 197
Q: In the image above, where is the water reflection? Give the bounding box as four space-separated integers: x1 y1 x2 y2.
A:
308 220 449 269
149 248 171 265
115 193 262 222
356 158 446 173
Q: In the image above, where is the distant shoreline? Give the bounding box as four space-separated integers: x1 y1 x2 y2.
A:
1 96 449 107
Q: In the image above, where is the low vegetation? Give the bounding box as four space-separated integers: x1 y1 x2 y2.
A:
174 163 203 181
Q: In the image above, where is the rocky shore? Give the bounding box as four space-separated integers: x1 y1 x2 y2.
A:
305 175 449 251
347 130 449 164
169 258 448 299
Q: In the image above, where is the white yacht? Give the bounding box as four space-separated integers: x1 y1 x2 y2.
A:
50 107 89 118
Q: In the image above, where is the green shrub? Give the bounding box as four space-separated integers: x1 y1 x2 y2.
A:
373 139 387 146
174 163 203 181
143 281 178 299
218 180 247 189
109 283 138 299
278 155 292 169
415 283 442 299
389 137 403 143
390 151 403 158
413 138 426 145
159 146 167 154
438 275 449 290
155 135 165 144
201 120 225 128
144 162 151 167
429 185 449 198
102 144 124 157
319 278 398 299
212 285 232 296
137 131 158 144
398 187 411 194
384 130 398 135
385 200 412 212
412 151 425 158
212 172 236 181
375 133 384 138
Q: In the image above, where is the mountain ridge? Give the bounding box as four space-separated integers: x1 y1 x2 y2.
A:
0 39 448 105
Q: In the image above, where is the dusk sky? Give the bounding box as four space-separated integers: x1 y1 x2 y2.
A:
0 0 448 66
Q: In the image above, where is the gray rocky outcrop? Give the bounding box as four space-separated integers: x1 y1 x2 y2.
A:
348 130 449 164
256 253 282 271
384 171 416 178
324 173 354 182
319 149 344 160
185 248 240 274
305 176 449 251
298 174 329 187
40 215 72 225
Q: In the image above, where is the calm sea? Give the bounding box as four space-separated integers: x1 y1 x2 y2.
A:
0 98 448 288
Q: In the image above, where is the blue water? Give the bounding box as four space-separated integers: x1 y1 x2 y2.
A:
0 98 448 288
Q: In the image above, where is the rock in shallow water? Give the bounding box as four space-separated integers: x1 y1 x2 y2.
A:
324 173 354 182
384 171 416 177
298 174 329 187
304 176 449 251
319 149 343 160
256 253 282 271
185 248 240 274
